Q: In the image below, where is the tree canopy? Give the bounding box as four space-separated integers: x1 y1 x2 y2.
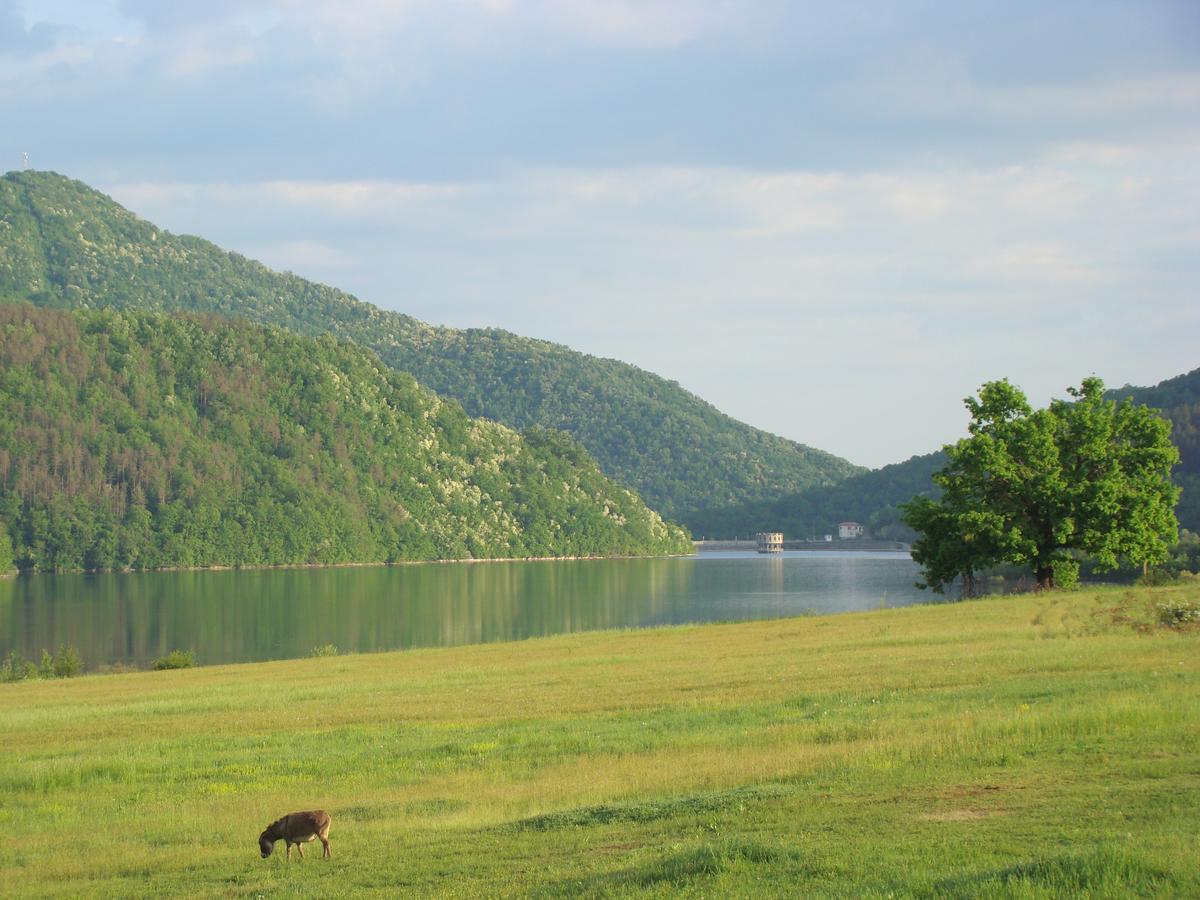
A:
0 305 692 572
902 377 1179 593
0 521 12 574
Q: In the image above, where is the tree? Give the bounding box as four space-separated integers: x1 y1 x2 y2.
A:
0 521 12 574
902 378 1180 593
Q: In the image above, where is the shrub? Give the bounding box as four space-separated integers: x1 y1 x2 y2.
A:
1156 598 1200 628
1140 567 1179 587
1051 559 1080 590
1 651 37 682
22 645 84 680
153 649 195 670
52 644 82 677
310 644 339 657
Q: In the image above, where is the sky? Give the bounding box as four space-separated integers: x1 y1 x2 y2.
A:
3 1 1198 468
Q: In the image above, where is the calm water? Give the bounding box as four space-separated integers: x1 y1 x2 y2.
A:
0 551 925 669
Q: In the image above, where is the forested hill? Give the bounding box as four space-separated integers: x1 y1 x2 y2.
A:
0 171 862 527
693 372 1200 542
687 451 946 541
1108 370 1200 531
1109 369 1200 473
0 305 691 573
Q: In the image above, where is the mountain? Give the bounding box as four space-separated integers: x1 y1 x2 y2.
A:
0 305 691 573
1107 369 1200 532
701 373 1200 543
686 451 945 540
0 171 862 528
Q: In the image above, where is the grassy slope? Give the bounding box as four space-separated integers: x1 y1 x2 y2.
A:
2 585 1197 897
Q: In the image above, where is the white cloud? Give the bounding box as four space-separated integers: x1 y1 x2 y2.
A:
261 179 468 215
530 0 732 48
255 238 352 269
165 35 254 76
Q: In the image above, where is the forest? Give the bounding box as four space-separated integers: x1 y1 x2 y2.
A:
0 171 860 529
691 369 1200 542
0 305 691 573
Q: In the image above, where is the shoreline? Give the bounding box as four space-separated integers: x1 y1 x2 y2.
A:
9 587 966 678
0 551 696 579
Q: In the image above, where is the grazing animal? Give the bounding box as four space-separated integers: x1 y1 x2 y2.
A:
258 810 332 860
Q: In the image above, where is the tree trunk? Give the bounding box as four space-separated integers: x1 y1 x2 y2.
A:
1035 564 1055 590
960 570 977 599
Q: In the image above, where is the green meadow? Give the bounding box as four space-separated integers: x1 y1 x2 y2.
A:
2 584 1197 898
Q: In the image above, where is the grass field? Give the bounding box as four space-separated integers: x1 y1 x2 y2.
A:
2 583 1198 897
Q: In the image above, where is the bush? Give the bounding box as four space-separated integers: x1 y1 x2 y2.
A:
310 644 339 657
51 644 82 677
1 651 37 682
1140 567 1180 587
1156 598 1200 628
11 645 83 680
1051 559 1080 590
152 649 195 670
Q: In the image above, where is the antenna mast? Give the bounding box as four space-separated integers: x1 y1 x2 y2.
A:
21 152 29 170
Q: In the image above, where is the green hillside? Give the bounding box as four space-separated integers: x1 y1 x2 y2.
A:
688 451 946 540
1108 369 1200 532
0 171 862 527
0 305 690 573
699 372 1200 541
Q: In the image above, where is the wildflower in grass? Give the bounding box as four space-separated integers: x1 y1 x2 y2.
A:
1156 598 1200 627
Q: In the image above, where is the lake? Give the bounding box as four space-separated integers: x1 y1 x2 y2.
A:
0 551 927 670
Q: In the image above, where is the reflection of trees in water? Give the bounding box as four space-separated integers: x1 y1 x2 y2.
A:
1 557 923 670
0 560 698 668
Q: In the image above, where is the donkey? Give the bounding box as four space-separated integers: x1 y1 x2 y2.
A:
259 810 332 860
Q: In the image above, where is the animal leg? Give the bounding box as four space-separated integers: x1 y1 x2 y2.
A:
297 843 305 859
286 844 292 860
321 837 330 859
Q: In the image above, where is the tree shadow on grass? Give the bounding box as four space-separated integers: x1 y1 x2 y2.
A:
530 839 817 898
933 846 1178 898
512 784 791 832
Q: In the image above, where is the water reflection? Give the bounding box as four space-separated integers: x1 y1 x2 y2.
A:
0 552 922 669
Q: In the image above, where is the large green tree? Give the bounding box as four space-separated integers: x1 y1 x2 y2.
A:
902 377 1179 593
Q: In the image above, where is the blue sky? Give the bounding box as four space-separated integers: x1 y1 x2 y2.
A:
4 1 1198 466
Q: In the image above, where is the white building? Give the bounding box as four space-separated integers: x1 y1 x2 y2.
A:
838 521 865 540
756 532 784 553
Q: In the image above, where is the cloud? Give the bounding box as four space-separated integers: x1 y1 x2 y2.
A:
261 179 467 216
94 144 1197 469
15 1 1198 464
528 0 734 48
254 238 352 269
164 35 254 76
109 0 740 48
102 149 1197 323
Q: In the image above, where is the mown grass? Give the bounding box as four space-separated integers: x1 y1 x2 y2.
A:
1 583 1197 897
